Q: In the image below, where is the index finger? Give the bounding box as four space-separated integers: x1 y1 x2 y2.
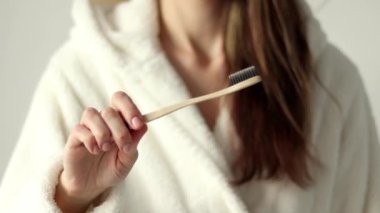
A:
111 91 145 130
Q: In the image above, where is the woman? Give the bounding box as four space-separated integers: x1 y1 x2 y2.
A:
0 0 379 212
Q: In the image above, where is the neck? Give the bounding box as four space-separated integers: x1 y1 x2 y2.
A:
158 0 229 61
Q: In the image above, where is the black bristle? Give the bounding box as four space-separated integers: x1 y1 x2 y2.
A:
228 66 257 85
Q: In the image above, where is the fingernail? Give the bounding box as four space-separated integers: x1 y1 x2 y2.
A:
132 116 144 129
102 143 111 151
123 144 131 153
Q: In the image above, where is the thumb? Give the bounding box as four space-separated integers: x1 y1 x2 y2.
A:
115 148 138 179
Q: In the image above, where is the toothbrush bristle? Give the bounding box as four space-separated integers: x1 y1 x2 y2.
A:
228 66 257 85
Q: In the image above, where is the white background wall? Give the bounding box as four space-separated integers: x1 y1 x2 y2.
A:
0 0 73 181
0 0 379 182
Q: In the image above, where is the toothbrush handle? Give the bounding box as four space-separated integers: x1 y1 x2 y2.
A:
142 76 262 122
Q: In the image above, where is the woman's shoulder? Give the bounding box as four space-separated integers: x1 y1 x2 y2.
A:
312 43 368 119
41 41 85 82
36 39 114 108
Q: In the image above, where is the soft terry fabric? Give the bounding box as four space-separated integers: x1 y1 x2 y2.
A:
1 0 379 212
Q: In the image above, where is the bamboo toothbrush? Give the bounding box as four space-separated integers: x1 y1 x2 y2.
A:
142 66 261 122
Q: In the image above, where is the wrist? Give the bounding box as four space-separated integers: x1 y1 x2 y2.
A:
54 171 104 213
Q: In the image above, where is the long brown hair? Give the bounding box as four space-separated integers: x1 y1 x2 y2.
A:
225 0 313 187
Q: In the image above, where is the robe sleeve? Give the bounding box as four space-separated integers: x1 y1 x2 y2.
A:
0 54 126 212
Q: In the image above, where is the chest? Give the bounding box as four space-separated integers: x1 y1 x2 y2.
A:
176 67 228 130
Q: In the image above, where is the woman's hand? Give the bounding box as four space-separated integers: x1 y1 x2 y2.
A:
55 91 147 213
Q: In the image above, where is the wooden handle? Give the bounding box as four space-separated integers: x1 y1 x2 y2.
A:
142 76 262 122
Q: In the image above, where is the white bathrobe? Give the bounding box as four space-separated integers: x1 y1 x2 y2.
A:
0 0 379 212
